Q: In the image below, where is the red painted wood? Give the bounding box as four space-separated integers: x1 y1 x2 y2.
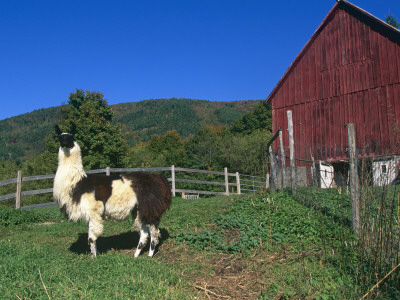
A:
267 2 400 162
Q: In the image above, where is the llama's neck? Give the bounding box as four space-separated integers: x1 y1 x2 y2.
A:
54 142 86 205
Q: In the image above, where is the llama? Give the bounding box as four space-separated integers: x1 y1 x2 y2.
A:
53 125 172 257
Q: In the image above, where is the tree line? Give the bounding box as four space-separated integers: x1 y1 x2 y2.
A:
0 90 272 197
0 98 258 163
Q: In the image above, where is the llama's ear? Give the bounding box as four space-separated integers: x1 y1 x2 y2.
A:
55 125 62 136
70 123 77 135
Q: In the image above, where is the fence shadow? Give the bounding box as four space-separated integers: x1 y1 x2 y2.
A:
69 228 170 255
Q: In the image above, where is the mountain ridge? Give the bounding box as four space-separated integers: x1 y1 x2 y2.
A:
0 98 260 162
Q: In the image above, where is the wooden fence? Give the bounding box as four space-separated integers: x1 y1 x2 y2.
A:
267 111 361 236
0 166 265 210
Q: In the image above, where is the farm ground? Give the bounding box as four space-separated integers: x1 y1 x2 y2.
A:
0 192 391 299
157 241 293 299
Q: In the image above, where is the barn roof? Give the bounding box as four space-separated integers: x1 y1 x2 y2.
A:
266 0 400 104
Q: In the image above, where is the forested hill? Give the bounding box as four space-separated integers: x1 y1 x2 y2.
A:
113 98 259 145
0 98 259 162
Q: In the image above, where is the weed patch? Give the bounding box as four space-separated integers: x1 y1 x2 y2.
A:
173 191 355 254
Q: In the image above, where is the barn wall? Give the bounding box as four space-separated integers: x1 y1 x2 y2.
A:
270 7 400 162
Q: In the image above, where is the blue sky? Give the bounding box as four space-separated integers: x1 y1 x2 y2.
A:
1 0 399 120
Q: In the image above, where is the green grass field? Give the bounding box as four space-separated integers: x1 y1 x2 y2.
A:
0 191 398 299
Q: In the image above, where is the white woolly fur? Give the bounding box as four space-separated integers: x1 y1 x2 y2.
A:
53 133 168 258
53 142 93 222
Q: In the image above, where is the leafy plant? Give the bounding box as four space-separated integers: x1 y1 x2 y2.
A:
172 191 356 254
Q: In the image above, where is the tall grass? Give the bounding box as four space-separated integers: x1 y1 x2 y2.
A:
295 163 400 298
357 165 400 297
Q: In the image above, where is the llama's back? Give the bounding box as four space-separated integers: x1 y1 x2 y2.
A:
122 173 172 225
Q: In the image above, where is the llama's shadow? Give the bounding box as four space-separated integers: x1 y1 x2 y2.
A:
69 228 170 256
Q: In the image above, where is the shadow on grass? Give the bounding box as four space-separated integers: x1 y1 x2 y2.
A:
69 228 170 256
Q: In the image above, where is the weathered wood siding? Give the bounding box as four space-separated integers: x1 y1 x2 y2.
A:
267 1 400 162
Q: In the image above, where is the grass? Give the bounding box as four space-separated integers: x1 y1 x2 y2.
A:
0 196 231 299
0 241 191 299
0 191 398 298
295 185 400 298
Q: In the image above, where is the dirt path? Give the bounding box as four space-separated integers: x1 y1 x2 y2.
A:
157 241 286 299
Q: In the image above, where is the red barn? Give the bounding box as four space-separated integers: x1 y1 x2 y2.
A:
266 0 400 185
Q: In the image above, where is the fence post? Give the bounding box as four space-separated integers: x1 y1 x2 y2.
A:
266 174 270 189
224 167 229 196
106 166 110 176
287 110 296 196
268 146 277 190
171 165 176 197
347 124 360 235
15 171 22 209
236 172 241 195
310 148 318 186
279 130 286 188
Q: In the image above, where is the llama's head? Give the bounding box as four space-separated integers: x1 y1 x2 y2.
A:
55 125 75 149
54 125 84 173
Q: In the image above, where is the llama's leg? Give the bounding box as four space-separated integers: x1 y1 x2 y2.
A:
88 218 103 258
134 224 150 258
148 224 161 257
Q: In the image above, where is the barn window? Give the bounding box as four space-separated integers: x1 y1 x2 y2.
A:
382 164 387 174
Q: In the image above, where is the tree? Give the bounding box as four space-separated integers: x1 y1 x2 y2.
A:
386 13 399 29
149 130 185 166
0 160 19 206
23 151 57 176
20 151 58 206
124 130 185 168
230 101 272 135
184 126 227 170
124 142 154 168
220 129 271 176
49 89 128 169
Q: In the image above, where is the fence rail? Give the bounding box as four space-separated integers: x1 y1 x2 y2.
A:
0 166 266 210
239 174 267 193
